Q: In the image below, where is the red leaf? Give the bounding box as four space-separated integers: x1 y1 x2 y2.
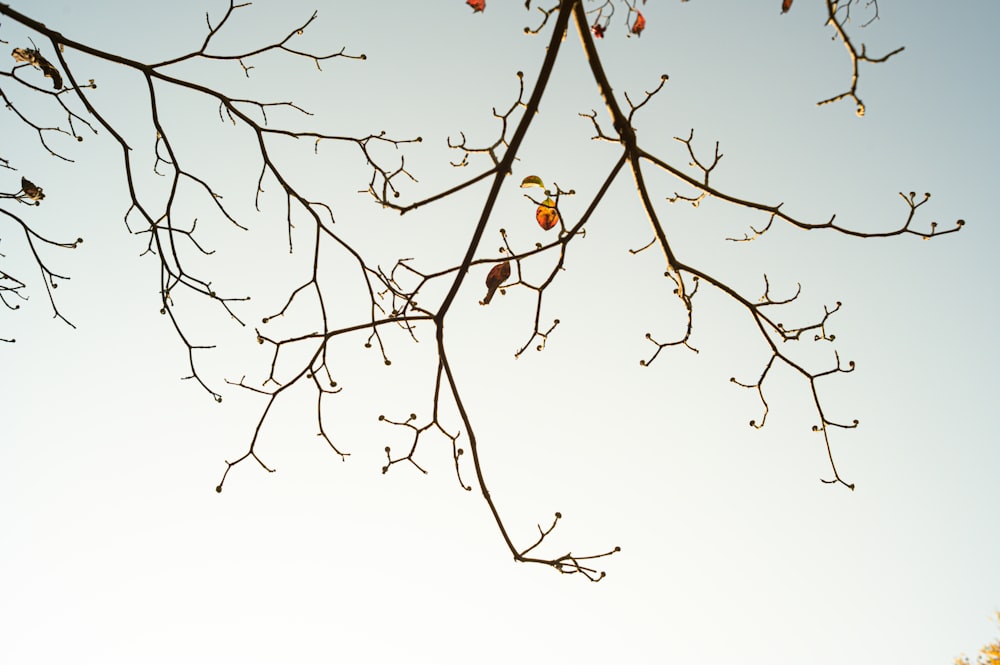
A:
591 23 606 39
467 0 485 12
781 0 793 13
631 11 646 36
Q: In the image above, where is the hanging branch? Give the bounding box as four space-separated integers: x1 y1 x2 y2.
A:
0 1 417 392
818 0 904 116
0 0 964 580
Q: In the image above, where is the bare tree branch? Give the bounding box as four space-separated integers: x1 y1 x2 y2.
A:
0 0 964 579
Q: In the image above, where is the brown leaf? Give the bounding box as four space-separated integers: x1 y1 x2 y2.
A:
11 47 32 64
21 176 45 202
482 261 511 305
11 47 62 89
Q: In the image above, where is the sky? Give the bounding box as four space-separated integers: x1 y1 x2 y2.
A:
3 1 998 663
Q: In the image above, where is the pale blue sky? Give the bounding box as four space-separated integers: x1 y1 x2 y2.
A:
3 1 998 663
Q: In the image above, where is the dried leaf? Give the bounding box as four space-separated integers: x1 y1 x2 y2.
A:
482 261 511 305
631 11 646 36
782 0 794 13
520 175 545 189
592 23 606 39
40 61 62 89
536 198 559 231
466 0 486 12
21 176 45 202
11 47 62 89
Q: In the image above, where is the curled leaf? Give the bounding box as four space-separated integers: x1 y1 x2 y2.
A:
21 177 44 202
11 47 62 89
592 23 606 39
482 260 511 305
11 48 31 63
466 0 486 12
536 198 559 231
520 175 545 189
631 11 646 36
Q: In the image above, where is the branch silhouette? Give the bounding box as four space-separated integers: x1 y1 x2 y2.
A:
0 0 963 578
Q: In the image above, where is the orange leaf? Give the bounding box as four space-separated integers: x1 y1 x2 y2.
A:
466 0 485 12
536 198 559 231
781 0 793 13
631 11 646 36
